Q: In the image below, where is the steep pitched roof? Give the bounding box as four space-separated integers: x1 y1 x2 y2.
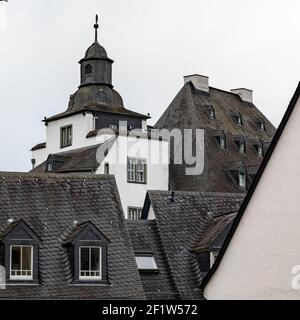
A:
127 219 179 300
0 173 144 299
155 82 276 193
142 190 245 299
201 82 300 291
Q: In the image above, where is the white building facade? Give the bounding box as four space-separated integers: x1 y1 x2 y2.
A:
31 18 169 219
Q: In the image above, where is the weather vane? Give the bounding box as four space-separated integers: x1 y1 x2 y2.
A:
94 14 99 42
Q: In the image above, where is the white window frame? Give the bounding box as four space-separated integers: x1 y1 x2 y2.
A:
127 158 146 183
79 246 102 281
10 245 33 280
128 207 142 220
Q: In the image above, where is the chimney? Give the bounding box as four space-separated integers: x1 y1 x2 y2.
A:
184 74 209 93
231 88 253 103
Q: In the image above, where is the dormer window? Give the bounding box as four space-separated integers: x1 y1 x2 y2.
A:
237 113 243 125
208 106 215 119
0 220 41 284
85 64 92 75
46 161 53 172
220 136 226 149
62 222 109 284
239 172 246 187
258 145 263 157
79 246 101 280
239 141 245 154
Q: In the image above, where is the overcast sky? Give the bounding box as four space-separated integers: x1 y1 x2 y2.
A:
0 0 299 172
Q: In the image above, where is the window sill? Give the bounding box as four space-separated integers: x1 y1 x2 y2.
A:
70 279 111 287
127 181 147 185
6 279 40 286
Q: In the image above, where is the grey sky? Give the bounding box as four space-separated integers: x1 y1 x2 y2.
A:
0 0 299 172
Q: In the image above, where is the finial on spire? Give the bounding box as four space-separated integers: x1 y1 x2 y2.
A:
94 14 99 42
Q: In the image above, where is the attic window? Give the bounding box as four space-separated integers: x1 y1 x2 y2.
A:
10 245 33 280
46 161 53 172
259 121 265 131
60 125 72 148
239 172 246 188
220 136 226 149
237 114 243 125
239 141 246 154
135 254 158 272
258 145 263 157
208 106 215 119
79 247 101 280
85 64 92 75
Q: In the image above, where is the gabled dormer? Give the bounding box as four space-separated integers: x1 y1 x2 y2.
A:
62 221 110 284
0 220 41 284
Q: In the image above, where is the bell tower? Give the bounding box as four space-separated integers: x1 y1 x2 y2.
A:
79 15 114 88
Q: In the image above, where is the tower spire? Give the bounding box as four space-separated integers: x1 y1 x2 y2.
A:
94 14 99 43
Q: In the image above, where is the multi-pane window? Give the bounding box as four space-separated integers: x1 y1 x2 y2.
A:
127 158 146 183
61 125 72 148
128 207 142 220
10 245 33 280
239 172 246 188
79 247 101 280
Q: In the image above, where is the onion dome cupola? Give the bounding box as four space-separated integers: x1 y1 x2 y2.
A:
79 15 114 88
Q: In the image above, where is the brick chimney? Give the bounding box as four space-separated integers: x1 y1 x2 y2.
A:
184 74 209 93
231 88 253 103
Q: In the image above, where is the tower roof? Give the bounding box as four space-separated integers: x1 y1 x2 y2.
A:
84 41 108 59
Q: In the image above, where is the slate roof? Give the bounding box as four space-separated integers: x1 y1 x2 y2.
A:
201 82 300 291
141 190 245 299
0 173 145 300
128 220 179 300
31 140 115 174
155 82 276 193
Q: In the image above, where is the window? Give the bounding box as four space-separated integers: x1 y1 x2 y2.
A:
239 142 245 154
208 107 215 119
128 207 142 220
239 172 246 187
10 245 33 280
46 161 53 172
104 163 109 175
258 145 263 157
220 137 226 149
79 247 101 280
61 125 72 148
109 124 117 130
259 121 266 131
85 64 92 74
127 158 146 183
135 254 158 272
